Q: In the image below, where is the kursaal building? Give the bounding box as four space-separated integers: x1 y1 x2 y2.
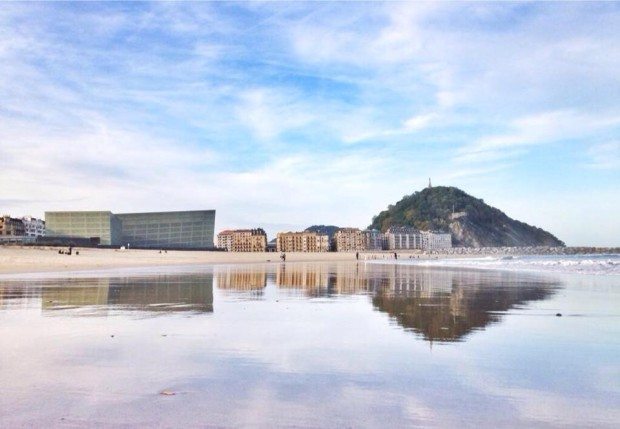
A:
45 210 215 249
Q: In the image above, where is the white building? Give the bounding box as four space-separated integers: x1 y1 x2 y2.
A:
217 230 234 251
421 231 452 251
364 229 385 250
386 226 421 250
21 216 45 237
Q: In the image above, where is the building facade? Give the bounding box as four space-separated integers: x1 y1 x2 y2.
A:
45 211 121 245
0 216 25 236
45 210 215 248
421 231 452 251
217 230 234 251
334 228 366 252
21 216 45 237
364 229 385 250
385 226 421 250
276 231 330 252
117 210 215 249
217 228 267 252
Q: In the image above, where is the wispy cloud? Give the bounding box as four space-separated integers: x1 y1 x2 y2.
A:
0 2 619 245
587 141 620 170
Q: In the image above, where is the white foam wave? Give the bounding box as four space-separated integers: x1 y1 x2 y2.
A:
367 254 620 276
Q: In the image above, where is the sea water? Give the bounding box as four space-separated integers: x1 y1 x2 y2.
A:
368 253 620 276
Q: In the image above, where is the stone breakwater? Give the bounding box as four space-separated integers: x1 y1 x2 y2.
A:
424 247 620 256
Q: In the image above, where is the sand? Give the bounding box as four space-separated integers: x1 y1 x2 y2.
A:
0 246 409 275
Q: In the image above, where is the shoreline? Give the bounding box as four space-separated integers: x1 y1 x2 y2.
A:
0 245 618 277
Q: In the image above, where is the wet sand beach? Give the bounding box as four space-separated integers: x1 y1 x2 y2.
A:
0 262 618 427
0 246 449 276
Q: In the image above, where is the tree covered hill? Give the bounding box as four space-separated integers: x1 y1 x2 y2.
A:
369 186 564 247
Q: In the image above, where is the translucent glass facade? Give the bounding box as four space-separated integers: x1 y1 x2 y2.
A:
117 210 215 249
45 211 122 245
44 210 215 248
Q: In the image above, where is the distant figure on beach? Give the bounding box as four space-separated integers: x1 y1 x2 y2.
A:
356 252 359 260
394 252 397 260
281 252 286 262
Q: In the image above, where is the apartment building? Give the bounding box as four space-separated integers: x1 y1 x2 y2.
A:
421 231 452 251
276 231 330 252
334 228 366 252
217 230 234 251
0 216 25 236
364 229 385 250
385 226 421 250
217 229 267 252
21 216 45 237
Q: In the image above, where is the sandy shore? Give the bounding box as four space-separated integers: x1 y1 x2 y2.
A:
0 246 417 275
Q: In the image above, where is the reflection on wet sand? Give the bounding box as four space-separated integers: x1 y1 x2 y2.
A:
371 266 558 342
0 274 214 314
0 263 559 341
215 266 266 290
275 262 559 342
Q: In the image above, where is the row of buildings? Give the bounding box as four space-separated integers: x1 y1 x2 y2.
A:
217 226 451 252
1 210 216 249
0 215 46 243
2 209 450 252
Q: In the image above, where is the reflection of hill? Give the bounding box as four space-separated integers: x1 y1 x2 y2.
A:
372 269 557 342
41 274 214 313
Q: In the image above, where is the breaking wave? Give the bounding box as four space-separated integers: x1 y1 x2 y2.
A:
367 254 620 276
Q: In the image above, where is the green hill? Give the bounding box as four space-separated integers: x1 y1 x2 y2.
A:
369 186 564 247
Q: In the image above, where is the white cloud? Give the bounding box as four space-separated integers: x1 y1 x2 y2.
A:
455 110 620 164
234 88 315 141
587 141 620 170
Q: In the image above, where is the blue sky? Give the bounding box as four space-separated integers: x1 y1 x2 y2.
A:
1 2 619 246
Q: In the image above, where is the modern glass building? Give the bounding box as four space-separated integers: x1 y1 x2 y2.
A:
44 210 215 248
117 210 215 249
45 211 122 245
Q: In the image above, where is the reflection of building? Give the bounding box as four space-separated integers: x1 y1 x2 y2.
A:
40 274 214 313
276 263 330 291
275 263 372 295
45 210 215 248
334 228 365 252
276 231 329 252
216 266 266 290
217 229 267 252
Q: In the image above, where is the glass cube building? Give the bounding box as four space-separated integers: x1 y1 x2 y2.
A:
44 210 215 248
117 210 215 249
45 211 122 245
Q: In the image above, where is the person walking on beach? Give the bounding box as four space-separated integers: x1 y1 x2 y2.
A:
356 252 359 261
281 252 286 262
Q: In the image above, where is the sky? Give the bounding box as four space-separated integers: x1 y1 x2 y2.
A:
0 2 619 246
